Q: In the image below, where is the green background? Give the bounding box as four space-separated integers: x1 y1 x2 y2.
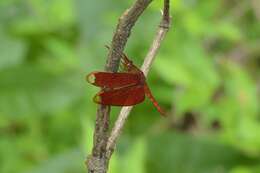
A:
0 0 260 173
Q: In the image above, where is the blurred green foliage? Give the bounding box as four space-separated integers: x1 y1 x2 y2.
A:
0 0 260 173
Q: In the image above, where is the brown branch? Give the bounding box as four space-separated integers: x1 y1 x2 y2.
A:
86 0 153 173
106 0 171 161
87 0 171 172
105 0 153 72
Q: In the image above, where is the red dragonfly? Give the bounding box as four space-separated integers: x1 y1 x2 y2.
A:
86 46 166 116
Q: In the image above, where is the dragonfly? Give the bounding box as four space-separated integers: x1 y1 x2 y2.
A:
86 46 166 116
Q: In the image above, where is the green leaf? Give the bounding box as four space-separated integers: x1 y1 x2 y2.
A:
0 64 85 116
0 29 26 70
146 132 255 173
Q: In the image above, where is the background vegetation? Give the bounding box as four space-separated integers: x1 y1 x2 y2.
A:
0 0 259 173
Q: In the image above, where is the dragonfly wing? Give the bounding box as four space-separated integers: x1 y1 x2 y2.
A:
86 72 141 88
93 85 145 106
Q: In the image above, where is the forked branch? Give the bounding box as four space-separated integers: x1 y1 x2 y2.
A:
86 0 171 173
106 0 171 159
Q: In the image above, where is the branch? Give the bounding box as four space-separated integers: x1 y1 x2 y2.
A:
106 0 171 160
105 0 153 72
86 0 153 173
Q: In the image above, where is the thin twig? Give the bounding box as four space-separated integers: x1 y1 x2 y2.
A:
105 0 153 72
87 0 153 173
106 0 171 159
